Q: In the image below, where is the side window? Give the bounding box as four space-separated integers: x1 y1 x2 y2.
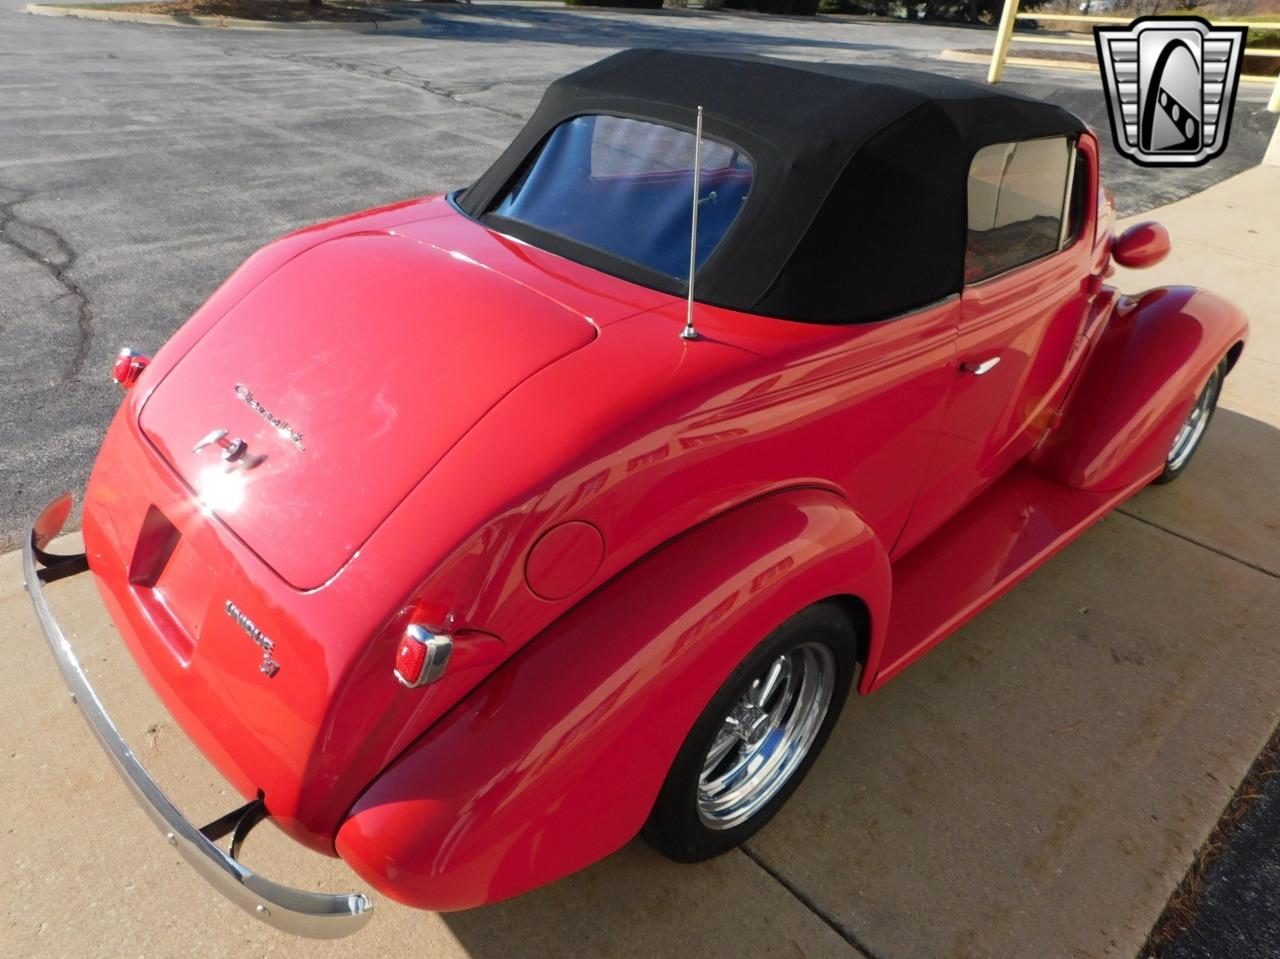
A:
965 137 1073 284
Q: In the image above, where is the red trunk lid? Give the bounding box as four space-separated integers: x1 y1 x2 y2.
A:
140 233 596 589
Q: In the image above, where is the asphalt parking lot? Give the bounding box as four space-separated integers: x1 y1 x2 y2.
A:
2 2 1279 957
1 0 1277 551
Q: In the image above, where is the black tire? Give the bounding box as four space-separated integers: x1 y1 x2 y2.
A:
1153 356 1227 485
642 601 857 863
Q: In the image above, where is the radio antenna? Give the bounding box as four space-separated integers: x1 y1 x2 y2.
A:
681 105 704 342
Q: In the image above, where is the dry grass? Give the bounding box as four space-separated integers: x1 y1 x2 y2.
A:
84 0 401 22
960 43 1279 75
1141 726 1280 957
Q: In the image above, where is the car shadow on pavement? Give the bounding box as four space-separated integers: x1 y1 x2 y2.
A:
1121 407 1280 578
439 406 1280 959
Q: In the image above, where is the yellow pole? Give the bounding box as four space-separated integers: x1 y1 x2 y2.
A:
988 0 1022 84
1266 115 1280 165
1269 73 1280 113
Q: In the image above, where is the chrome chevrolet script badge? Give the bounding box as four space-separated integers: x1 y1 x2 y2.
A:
1095 17 1247 167
235 384 305 451
225 600 281 677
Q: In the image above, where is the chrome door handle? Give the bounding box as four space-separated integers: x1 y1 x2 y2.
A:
960 357 1001 376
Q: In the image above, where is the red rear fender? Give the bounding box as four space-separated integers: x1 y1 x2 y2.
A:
335 487 890 911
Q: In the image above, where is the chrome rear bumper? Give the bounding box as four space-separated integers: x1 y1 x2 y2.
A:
21 494 373 939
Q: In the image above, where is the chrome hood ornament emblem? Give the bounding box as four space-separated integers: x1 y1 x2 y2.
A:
235 384 305 451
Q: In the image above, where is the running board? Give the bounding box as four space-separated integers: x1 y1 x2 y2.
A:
866 466 1150 691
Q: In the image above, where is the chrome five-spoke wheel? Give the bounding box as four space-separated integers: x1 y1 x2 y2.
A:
643 602 855 862
1167 367 1219 471
1157 357 1226 484
697 643 835 829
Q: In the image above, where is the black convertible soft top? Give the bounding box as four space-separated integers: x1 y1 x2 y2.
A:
459 49 1086 324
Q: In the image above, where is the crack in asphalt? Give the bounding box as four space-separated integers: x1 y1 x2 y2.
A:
0 185 93 383
260 52 528 120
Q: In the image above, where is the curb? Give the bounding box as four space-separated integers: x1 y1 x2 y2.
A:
25 2 425 31
940 47 1278 85
940 47 1096 74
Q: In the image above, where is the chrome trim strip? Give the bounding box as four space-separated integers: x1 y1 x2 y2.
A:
21 496 373 940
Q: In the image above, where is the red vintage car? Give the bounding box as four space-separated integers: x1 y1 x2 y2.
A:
25 50 1247 937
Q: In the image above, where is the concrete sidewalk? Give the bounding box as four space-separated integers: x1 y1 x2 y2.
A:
2 177 1278 959
741 165 1280 959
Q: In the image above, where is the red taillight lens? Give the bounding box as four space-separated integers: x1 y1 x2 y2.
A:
395 636 427 685
394 625 453 688
111 348 150 390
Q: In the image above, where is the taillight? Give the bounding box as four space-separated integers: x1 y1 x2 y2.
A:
111 348 150 389
394 625 453 688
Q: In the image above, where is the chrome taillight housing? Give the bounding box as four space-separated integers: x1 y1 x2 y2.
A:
394 625 453 688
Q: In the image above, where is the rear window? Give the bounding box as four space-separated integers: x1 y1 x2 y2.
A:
490 115 754 281
965 137 1073 284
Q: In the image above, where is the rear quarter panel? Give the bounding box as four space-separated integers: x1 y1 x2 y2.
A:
335 488 890 911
